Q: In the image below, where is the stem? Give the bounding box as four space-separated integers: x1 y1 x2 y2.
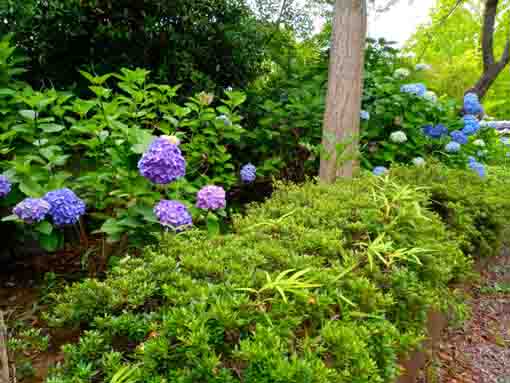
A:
0 310 10 383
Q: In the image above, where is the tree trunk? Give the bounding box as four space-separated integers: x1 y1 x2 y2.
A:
319 0 367 183
469 61 508 99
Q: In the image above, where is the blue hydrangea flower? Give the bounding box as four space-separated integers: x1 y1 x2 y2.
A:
44 188 86 226
500 137 510 146
138 137 186 184
423 124 448 139
468 160 486 178
360 110 370 121
13 198 50 224
462 115 480 136
401 83 427 97
450 130 468 144
373 166 389 176
468 156 477 164
240 163 256 183
154 200 192 230
0 175 11 198
196 185 226 210
445 141 461 153
463 93 482 115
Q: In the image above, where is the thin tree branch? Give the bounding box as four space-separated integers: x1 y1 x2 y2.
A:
0 311 10 383
481 0 499 70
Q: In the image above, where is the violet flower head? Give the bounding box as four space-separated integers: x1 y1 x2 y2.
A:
44 188 86 226
138 137 186 184
373 166 389 176
154 200 192 231
463 93 482 115
468 160 486 178
196 185 226 210
450 130 468 145
240 163 256 183
0 175 11 197
462 115 480 136
423 124 448 139
445 141 461 153
13 198 50 224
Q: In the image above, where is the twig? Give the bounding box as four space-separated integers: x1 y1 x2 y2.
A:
0 310 10 383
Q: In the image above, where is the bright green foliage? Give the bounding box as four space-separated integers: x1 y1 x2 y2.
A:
0 67 247 245
406 0 510 117
44 165 510 383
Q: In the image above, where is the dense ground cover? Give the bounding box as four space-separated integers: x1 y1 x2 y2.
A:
35 164 510 383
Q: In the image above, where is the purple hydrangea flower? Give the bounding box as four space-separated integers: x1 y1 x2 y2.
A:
0 175 11 197
445 141 461 153
450 130 468 144
463 93 482 115
196 185 226 210
13 198 50 224
154 200 192 230
373 166 389 176
240 163 256 183
44 188 86 226
138 137 186 184
423 124 448 139
462 115 480 136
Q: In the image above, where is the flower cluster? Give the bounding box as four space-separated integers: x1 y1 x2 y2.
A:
412 157 426 167
463 93 482 115
423 124 448 139
240 163 256 183
394 68 411 79
154 200 192 230
138 137 186 184
373 166 388 176
400 83 427 97
445 141 461 153
13 198 51 224
0 175 11 198
360 110 370 121
468 157 486 178
415 63 431 71
450 130 468 145
390 131 407 144
462 115 480 136
196 185 226 210
44 188 86 226
424 91 437 103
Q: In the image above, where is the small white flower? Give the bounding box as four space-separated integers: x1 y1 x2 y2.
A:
415 63 431 71
394 68 411 79
360 110 370 121
423 91 437 103
473 139 485 147
390 130 408 144
412 157 426 167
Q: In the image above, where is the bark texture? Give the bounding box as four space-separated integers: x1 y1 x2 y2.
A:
320 0 367 182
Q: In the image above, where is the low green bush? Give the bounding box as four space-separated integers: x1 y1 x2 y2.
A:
44 165 510 383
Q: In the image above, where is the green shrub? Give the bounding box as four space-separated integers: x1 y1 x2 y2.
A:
43 164 510 383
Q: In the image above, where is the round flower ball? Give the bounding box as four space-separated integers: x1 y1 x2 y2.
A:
44 188 86 226
469 160 486 178
463 93 482 115
13 198 50 224
473 139 485 147
390 131 407 143
412 157 426 167
401 83 427 97
415 63 431 71
196 185 226 210
450 130 468 145
394 68 411 79
424 91 437 103
373 166 389 176
462 115 480 136
445 141 461 153
360 110 370 121
0 175 11 198
423 124 448 139
138 137 186 184
154 200 192 231
240 163 256 183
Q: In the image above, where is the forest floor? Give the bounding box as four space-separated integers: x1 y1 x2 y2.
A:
418 247 510 383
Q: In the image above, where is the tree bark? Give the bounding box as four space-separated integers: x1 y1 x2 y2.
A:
468 0 510 99
319 0 367 182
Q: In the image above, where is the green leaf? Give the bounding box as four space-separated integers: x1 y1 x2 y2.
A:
35 221 53 235
19 178 44 197
39 232 61 252
2 214 19 222
19 109 37 120
206 212 220 237
40 123 65 133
